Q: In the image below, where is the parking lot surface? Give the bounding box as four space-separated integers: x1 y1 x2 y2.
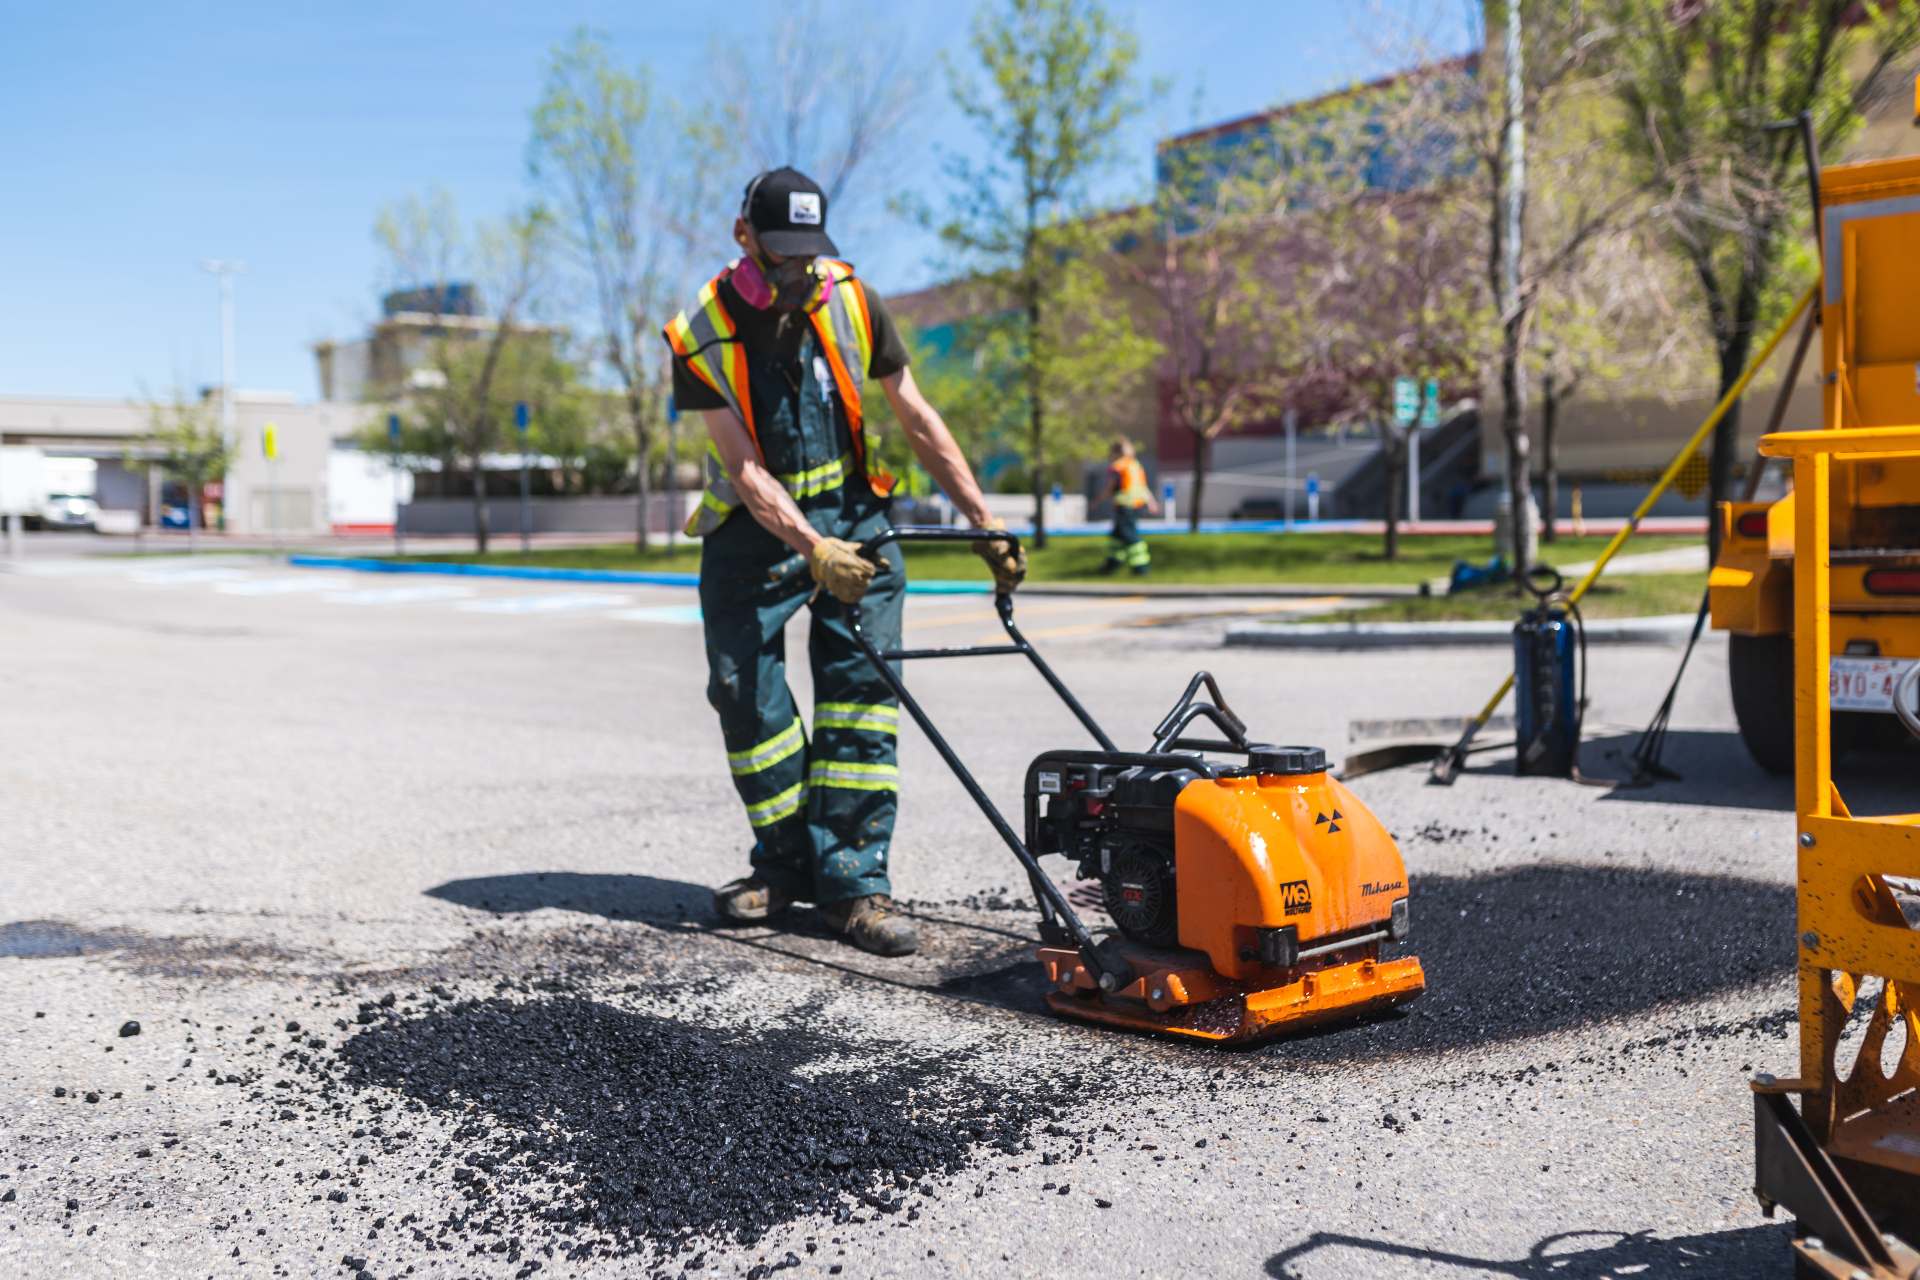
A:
4 555 1903 1278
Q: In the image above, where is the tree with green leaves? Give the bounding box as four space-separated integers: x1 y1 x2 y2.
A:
142 393 232 551
934 0 1157 546
1609 0 1920 550
706 0 924 223
1293 187 1486 560
1214 71 1487 559
1108 140 1314 532
372 191 554 553
529 29 716 548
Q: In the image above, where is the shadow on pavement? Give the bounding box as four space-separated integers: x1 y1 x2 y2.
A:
1452 725 1912 816
1265 1225 1791 1278
426 872 710 923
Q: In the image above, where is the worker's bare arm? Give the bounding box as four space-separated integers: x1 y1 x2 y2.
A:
702 409 820 555
879 367 993 528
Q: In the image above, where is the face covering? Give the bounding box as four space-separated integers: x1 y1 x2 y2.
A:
732 251 822 312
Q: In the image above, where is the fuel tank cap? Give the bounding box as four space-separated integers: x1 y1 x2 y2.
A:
1246 744 1327 775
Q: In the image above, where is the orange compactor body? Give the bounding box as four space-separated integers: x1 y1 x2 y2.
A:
1029 738 1425 1043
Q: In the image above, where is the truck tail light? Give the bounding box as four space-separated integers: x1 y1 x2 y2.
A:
1735 511 1769 538
1864 568 1920 596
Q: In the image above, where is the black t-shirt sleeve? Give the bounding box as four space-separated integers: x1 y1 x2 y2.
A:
863 289 910 380
669 347 728 413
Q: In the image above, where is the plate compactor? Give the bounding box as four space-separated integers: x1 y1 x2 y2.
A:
846 527 1426 1044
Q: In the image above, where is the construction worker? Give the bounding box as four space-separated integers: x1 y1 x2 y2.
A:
1097 436 1160 575
663 167 1025 957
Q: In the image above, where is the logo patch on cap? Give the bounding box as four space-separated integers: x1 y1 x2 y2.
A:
789 192 822 226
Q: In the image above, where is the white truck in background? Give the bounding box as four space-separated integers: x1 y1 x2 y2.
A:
35 456 99 530
0 449 98 533
327 447 412 534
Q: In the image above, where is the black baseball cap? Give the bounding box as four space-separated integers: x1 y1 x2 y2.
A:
741 167 838 258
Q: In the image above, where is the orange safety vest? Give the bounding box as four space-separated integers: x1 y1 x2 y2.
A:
663 259 895 537
1113 456 1151 508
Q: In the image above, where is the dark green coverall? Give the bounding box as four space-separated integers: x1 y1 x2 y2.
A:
691 321 905 907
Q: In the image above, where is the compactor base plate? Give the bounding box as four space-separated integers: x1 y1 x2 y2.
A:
1037 944 1426 1044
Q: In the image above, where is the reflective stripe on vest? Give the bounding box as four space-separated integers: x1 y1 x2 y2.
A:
666 259 894 537
1116 457 1151 508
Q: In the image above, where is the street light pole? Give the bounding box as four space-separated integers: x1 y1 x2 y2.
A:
388 413 405 557
1283 408 1297 530
200 259 245 535
515 401 531 554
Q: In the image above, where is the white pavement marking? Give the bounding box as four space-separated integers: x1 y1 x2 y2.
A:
214 575 352 596
322 584 478 606
126 567 255 586
8 558 139 578
455 592 632 615
606 603 705 625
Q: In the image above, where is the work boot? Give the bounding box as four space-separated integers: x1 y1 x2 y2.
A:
822 894 919 956
1130 564 1150 577
713 875 792 923
1098 560 1121 576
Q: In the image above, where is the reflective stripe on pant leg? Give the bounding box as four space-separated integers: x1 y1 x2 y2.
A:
814 702 899 735
1125 538 1150 567
745 779 808 827
804 525 904 903
728 715 806 776
808 760 899 791
699 554 814 892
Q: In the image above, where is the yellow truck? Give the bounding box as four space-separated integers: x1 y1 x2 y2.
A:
1712 150 1920 772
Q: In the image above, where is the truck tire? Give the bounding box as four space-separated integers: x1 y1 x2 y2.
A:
1729 633 1796 774
1729 632 1868 774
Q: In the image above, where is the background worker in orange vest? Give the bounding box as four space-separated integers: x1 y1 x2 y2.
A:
663 167 1025 957
1096 436 1160 575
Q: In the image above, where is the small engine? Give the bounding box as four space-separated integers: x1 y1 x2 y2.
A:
1033 759 1204 949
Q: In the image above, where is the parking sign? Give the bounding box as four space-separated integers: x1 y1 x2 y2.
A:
1393 377 1418 426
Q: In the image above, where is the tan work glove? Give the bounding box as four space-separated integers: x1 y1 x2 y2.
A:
971 517 1028 594
809 537 877 604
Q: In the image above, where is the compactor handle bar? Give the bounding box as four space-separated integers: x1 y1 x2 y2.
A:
854 525 1116 752
844 525 1114 979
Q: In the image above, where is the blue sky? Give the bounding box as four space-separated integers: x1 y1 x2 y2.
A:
0 2 1474 401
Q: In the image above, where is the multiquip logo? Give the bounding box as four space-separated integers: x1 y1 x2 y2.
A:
1279 878 1312 916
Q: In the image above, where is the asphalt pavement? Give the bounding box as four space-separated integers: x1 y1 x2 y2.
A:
3 554 1906 1279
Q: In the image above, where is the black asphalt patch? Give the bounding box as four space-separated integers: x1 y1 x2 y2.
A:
320 993 1081 1267
1265 863 1794 1064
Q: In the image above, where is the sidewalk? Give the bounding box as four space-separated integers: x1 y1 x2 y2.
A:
1224 613 1700 649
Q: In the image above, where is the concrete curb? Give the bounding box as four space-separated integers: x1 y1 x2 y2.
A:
1223 613 1702 649
285 555 1427 600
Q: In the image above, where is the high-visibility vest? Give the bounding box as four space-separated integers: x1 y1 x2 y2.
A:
663 258 895 537
1114 456 1151 508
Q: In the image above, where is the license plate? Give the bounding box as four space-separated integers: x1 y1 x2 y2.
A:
1830 656 1916 713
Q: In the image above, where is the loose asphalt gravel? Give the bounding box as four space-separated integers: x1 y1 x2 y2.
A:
3 554 1916 1279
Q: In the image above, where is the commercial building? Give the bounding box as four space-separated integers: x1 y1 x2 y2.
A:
0 391 358 536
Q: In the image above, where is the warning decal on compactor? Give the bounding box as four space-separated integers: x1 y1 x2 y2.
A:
1280 879 1312 915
